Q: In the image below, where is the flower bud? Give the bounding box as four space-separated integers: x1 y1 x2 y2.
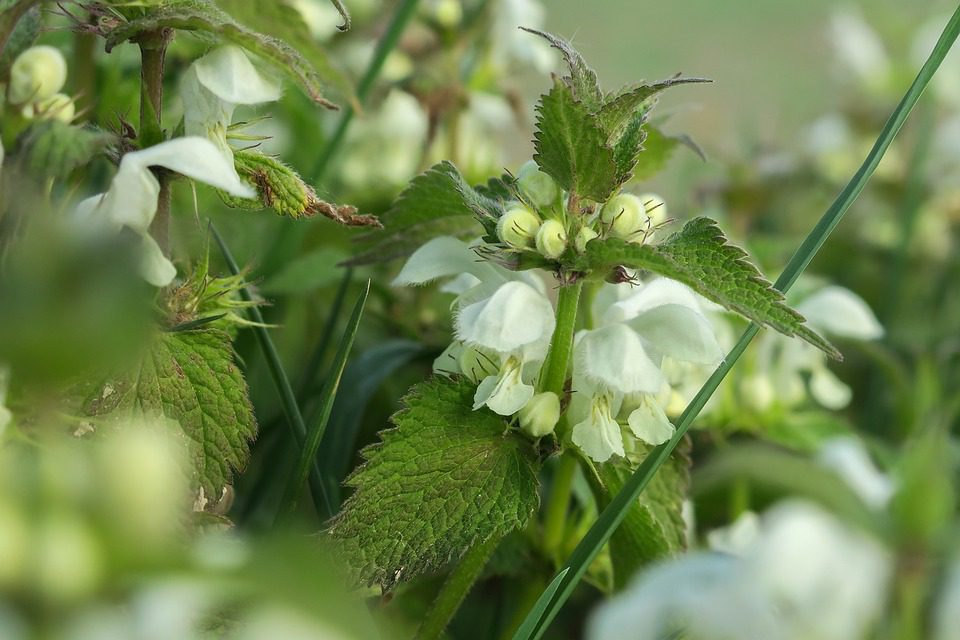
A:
519 391 561 438
638 192 668 226
8 45 68 106
575 226 599 252
22 93 76 123
601 193 644 238
536 219 568 259
517 160 559 209
428 0 462 28
497 206 541 248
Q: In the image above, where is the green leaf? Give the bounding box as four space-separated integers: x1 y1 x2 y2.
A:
328 377 541 591
512 8 960 638
102 0 338 108
17 121 116 179
224 150 378 226
533 80 618 202
597 78 710 142
84 329 256 497
575 218 839 358
347 161 494 265
520 28 602 110
215 0 353 100
0 3 39 69
628 124 680 181
600 440 691 590
612 111 647 184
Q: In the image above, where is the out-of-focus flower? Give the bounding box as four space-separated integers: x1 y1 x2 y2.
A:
490 0 554 74
428 92 517 183
339 90 428 199
589 500 891 640
7 45 68 106
706 510 760 556
829 9 891 94
75 137 255 287
817 436 895 509
180 46 283 166
742 284 883 412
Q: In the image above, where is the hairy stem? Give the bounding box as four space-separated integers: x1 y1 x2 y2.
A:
416 535 500 640
138 30 171 253
542 451 578 563
538 281 582 399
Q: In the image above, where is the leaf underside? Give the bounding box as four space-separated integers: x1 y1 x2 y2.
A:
84 329 257 497
576 217 840 358
328 377 541 591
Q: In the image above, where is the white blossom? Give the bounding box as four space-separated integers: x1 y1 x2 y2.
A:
817 436 894 510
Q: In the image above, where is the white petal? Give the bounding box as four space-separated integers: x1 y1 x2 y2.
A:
100 157 161 233
473 359 534 416
604 278 702 324
433 342 464 377
628 303 723 365
797 285 883 340
626 395 675 445
393 237 489 286
817 437 894 509
126 137 254 198
707 511 761 556
139 234 177 287
572 398 624 463
576 324 663 395
193 46 282 105
809 365 852 410
181 64 234 162
440 273 482 295
456 281 555 355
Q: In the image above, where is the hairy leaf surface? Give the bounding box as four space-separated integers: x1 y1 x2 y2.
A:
576 218 839 357
85 329 257 496
328 377 541 591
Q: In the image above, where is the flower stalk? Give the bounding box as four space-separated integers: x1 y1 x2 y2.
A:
138 29 172 254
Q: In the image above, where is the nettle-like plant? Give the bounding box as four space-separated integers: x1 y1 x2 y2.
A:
0 0 373 504
329 29 840 614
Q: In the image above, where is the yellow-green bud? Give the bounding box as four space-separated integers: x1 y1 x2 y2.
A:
575 227 599 252
601 193 644 238
22 93 76 122
8 45 68 106
517 160 559 209
430 0 462 27
497 206 541 248
519 392 561 438
638 193 668 226
536 219 568 259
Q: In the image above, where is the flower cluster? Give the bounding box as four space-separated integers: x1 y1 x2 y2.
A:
395 166 723 462
4 45 77 123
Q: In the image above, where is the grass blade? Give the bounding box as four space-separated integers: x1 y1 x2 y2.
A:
210 223 333 517
512 7 960 639
282 280 370 513
298 267 354 400
510 569 569 640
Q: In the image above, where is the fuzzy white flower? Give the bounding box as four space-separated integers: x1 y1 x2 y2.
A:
394 236 556 416
76 137 255 287
571 278 722 461
589 500 891 640
180 46 282 165
817 436 894 510
830 9 891 93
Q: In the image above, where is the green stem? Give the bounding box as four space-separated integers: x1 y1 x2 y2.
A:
538 281 582 398
542 451 577 563
138 31 171 252
416 535 500 640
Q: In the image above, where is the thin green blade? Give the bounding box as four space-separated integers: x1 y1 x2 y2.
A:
512 6 960 639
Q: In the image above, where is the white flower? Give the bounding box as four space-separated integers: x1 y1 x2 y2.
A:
180 46 282 165
76 137 255 287
706 510 760 556
490 0 554 74
570 278 722 461
749 501 891 640
817 437 894 509
394 237 556 416
571 391 625 463
829 9 891 92
746 283 883 412
589 500 891 640
587 553 781 640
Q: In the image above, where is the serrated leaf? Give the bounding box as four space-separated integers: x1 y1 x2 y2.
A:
598 78 710 142
102 0 338 108
520 27 602 110
628 124 680 182
575 218 840 358
600 440 691 590
533 80 618 202
215 0 353 100
224 150 378 226
0 4 40 69
347 161 494 265
17 121 116 179
328 377 541 591
84 329 257 497
612 111 647 184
